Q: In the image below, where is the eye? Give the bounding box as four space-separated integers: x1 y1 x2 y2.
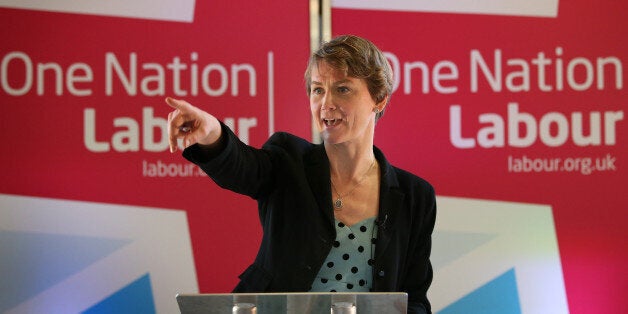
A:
337 86 350 94
311 87 324 95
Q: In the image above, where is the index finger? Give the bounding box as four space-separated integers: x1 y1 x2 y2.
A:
165 97 193 113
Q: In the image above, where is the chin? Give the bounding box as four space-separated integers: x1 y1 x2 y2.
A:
320 127 352 145
320 131 334 144
321 134 345 145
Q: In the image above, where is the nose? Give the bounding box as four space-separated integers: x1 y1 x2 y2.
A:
321 93 335 111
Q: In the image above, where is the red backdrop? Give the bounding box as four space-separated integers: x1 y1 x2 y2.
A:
1 0 626 313
333 1 626 313
0 0 310 296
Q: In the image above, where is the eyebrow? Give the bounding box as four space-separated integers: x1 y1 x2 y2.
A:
311 79 353 85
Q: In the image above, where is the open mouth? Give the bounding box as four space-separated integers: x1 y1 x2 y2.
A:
323 118 341 127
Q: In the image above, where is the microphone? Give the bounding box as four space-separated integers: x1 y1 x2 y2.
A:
375 214 388 230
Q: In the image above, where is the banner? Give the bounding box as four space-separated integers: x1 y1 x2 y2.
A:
0 1 310 313
332 0 626 313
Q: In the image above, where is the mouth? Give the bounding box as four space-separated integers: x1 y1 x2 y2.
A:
323 118 341 127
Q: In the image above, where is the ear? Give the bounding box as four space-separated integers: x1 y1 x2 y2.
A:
374 95 388 112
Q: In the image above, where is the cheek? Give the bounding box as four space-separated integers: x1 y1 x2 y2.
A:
309 101 320 117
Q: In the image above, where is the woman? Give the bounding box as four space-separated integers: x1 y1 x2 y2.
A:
166 35 436 314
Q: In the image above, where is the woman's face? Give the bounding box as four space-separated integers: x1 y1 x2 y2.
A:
309 61 383 146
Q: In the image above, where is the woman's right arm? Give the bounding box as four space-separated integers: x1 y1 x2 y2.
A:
165 97 274 199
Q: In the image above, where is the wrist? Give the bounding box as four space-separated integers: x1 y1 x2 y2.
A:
197 115 222 146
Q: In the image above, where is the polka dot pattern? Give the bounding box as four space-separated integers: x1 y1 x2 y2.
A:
309 217 378 293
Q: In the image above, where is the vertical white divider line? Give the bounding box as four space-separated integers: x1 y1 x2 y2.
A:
267 51 275 137
309 0 331 143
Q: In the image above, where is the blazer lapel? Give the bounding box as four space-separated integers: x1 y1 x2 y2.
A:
374 147 405 260
303 144 335 228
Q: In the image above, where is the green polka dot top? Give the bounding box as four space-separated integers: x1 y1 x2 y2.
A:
310 217 378 292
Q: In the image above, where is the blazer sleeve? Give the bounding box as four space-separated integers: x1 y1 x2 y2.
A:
182 122 274 199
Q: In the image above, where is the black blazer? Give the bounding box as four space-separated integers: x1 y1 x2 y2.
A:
183 124 436 314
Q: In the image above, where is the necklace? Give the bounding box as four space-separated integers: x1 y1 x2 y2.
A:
330 159 376 210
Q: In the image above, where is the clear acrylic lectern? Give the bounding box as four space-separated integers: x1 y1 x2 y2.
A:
176 292 408 314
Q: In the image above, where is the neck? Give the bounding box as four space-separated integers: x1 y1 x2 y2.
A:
326 141 376 183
